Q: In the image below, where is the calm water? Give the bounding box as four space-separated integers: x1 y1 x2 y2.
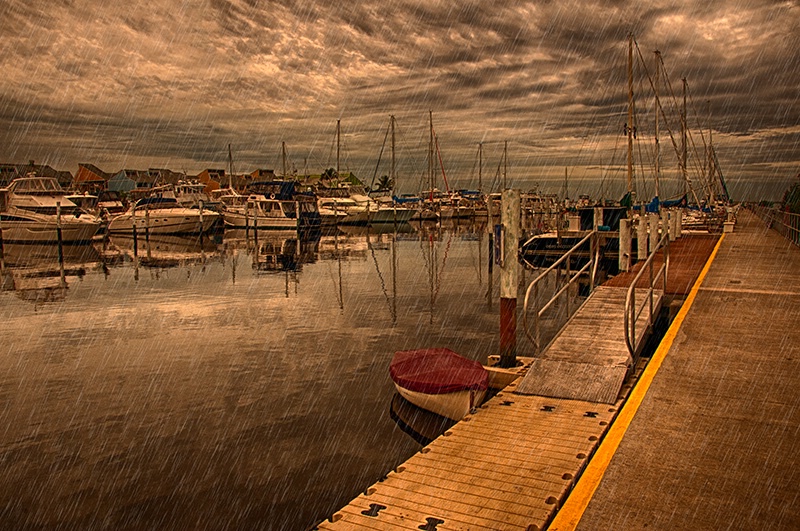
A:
0 220 543 530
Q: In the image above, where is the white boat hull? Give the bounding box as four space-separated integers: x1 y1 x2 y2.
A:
393 383 486 421
107 210 220 235
0 217 100 243
223 210 298 230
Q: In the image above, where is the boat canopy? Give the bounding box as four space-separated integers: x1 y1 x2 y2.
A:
390 348 488 395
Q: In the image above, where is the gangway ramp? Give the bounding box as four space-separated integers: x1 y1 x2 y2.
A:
514 286 662 404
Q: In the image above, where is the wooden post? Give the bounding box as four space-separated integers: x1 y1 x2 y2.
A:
132 203 138 257
253 201 259 251
593 207 603 230
0 212 5 272
648 212 659 254
245 201 250 242
675 209 682 238
637 214 648 261
661 210 670 244
198 200 204 243
144 207 151 245
56 201 65 287
499 189 520 368
619 218 631 272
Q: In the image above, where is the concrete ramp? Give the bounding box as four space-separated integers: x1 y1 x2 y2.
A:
515 286 661 404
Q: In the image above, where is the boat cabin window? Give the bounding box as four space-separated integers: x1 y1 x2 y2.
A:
8 177 64 194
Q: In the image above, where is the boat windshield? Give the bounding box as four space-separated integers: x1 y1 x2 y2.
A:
8 177 64 194
134 197 180 210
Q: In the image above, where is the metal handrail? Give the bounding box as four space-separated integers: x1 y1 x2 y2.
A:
522 230 600 354
750 205 800 247
624 231 669 364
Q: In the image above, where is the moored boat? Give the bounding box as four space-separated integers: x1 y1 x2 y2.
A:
107 196 220 235
221 193 300 231
0 176 101 243
389 348 489 421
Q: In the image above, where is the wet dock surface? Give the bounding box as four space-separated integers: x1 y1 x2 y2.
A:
562 209 800 529
603 232 720 297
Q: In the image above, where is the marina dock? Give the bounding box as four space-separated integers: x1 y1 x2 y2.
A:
318 209 800 530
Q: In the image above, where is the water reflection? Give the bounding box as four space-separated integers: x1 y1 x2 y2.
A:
389 393 455 446
108 233 217 269
0 243 99 306
0 221 523 530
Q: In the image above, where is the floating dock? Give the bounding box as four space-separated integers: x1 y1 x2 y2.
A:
317 209 799 530
551 208 800 529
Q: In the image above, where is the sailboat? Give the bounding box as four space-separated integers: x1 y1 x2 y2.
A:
367 115 416 225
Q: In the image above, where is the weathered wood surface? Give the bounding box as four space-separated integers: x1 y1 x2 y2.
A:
514 286 661 403
317 381 638 531
604 233 719 296
575 209 800 530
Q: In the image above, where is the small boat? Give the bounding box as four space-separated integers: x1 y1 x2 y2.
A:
389 348 489 421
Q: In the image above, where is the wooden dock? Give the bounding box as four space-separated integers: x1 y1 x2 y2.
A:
513 286 661 404
550 208 800 529
318 228 683 530
316 374 641 531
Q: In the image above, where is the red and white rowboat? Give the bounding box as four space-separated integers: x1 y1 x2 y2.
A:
389 348 489 421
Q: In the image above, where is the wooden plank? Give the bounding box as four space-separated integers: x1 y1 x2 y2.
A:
360 483 553 529
380 468 562 515
403 446 589 489
334 501 501 531
400 459 574 494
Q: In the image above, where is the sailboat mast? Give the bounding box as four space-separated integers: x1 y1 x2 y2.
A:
227 143 234 188
390 115 396 196
281 141 287 178
681 78 688 196
654 50 661 200
503 140 508 190
428 111 434 201
336 119 341 177
627 34 634 201
708 101 715 204
478 142 483 193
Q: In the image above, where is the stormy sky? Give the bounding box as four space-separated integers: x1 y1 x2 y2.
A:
0 0 797 200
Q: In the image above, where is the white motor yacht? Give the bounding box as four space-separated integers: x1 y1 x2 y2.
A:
107 196 220 235
220 194 299 231
0 176 101 243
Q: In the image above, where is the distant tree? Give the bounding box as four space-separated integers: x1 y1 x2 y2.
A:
782 176 800 214
375 175 394 192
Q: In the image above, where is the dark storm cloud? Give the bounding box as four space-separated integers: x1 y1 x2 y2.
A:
0 0 797 199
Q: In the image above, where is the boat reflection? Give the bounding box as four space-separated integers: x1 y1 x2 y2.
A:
107 233 218 269
0 242 101 304
222 230 318 273
389 393 455 446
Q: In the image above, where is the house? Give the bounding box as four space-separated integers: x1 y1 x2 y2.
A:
196 169 224 194
108 169 159 193
74 163 110 193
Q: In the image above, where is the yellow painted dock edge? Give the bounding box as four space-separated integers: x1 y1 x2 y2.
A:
547 233 726 531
